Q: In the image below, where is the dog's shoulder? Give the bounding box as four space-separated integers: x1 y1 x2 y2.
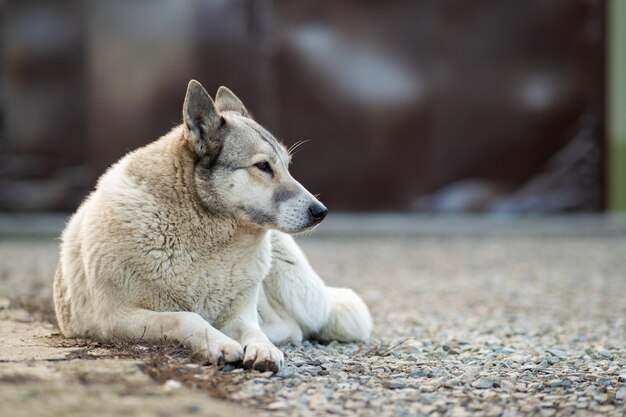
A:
90 126 197 223
100 126 190 200
71 128 198 257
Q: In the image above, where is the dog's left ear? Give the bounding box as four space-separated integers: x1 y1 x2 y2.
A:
183 80 224 158
215 86 249 117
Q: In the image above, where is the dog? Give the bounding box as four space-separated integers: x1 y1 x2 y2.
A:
53 80 372 373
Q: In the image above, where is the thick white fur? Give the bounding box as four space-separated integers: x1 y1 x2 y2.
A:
259 232 372 345
54 82 372 373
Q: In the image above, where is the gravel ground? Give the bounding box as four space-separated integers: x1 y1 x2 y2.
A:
1 231 625 416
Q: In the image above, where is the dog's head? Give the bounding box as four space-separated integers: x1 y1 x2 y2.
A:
182 80 327 234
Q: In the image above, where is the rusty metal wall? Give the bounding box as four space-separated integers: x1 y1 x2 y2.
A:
2 0 88 210
0 0 605 212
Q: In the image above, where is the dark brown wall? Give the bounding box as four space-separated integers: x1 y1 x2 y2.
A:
271 0 605 211
0 0 605 212
2 0 88 210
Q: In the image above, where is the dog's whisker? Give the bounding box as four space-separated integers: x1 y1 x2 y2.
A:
287 139 309 157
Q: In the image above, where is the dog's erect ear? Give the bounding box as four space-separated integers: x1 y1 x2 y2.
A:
183 80 224 157
215 86 249 117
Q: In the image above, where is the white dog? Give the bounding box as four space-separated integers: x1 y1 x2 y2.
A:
53 80 372 373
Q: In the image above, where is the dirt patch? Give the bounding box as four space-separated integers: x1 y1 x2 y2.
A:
0 303 251 416
8 293 57 327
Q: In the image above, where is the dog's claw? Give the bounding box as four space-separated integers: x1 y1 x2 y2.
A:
267 361 279 374
241 343 283 374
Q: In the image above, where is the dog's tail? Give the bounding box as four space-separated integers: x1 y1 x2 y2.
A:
315 287 372 343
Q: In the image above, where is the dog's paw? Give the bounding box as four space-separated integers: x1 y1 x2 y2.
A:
200 339 244 366
242 342 284 373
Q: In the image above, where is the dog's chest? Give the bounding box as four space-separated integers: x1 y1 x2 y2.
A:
194 239 272 321
146 229 272 323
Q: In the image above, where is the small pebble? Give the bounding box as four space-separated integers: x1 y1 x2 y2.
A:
500 380 515 391
546 349 566 358
548 378 573 389
163 379 182 390
420 384 437 393
472 377 496 389
383 381 406 390
266 402 288 411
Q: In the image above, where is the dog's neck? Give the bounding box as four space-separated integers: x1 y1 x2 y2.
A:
125 127 270 252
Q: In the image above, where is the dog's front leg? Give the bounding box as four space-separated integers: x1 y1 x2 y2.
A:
220 285 285 373
107 309 243 365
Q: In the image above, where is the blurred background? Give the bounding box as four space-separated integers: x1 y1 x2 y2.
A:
0 0 624 213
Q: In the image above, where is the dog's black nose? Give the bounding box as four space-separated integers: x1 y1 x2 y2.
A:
309 203 328 223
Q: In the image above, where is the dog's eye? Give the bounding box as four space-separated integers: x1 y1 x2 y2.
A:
254 161 273 175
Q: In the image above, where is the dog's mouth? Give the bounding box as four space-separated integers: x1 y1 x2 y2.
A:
278 215 326 235
287 222 322 236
